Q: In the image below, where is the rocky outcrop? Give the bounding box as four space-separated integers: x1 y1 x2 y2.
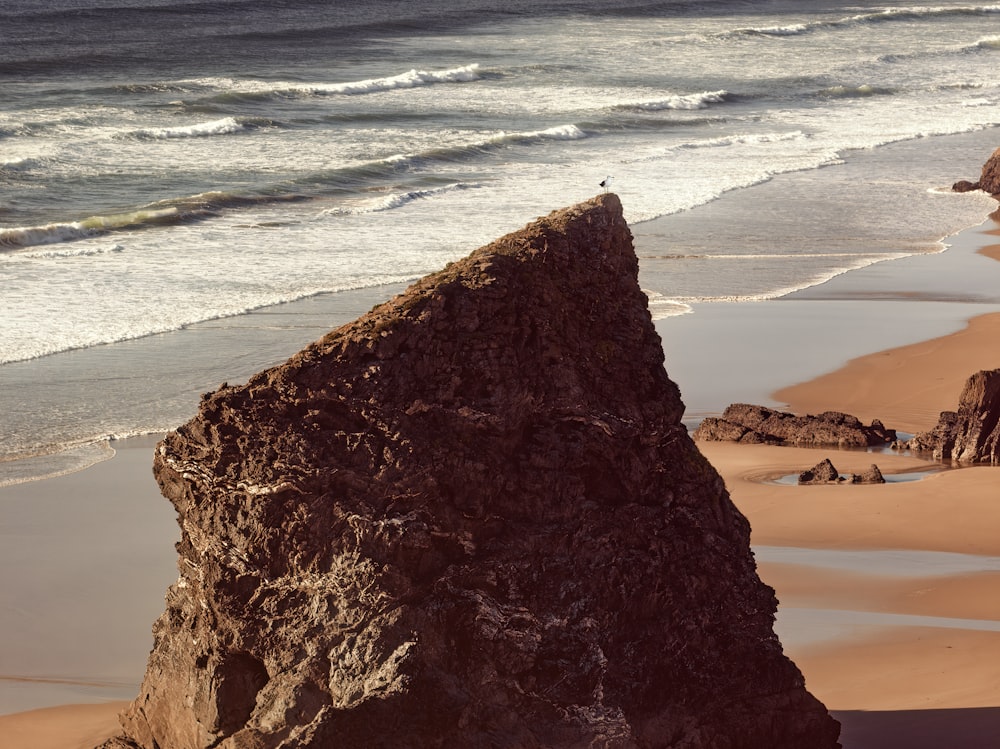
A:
102 195 840 749
952 146 1000 195
851 464 886 484
693 403 895 448
905 369 1000 463
981 147 1000 195
798 459 842 485
797 459 884 485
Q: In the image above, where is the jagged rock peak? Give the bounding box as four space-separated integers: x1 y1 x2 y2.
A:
906 368 1000 463
103 195 840 749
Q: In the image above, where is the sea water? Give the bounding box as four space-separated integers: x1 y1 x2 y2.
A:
2 0 999 476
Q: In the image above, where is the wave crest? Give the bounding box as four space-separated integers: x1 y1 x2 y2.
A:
127 116 246 139
719 5 1000 41
617 90 730 112
0 209 178 250
818 84 895 98
322 182 480 216
184 64 481 101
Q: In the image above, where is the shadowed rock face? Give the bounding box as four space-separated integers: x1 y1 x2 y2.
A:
105 195 840 749
907 369 1000 463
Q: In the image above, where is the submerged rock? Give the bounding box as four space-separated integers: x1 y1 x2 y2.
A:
694 403 895 448
103 195 840 749
906 369 1000 463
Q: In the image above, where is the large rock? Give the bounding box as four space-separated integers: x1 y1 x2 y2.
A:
906 369 1000 463
104 195 840 749
980 147 1000 195
952 146 1000 195
693 403 895 448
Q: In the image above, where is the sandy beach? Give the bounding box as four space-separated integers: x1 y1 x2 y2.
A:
704 217 1000 746
3 216 1000 748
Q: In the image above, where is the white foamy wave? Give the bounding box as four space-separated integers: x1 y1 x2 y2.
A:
17 243 125 260
848 4 1000 25
729 24 809 37
188 64 481 98
129 116 245 139
977 35 1000 49
321 183 479 216
619 90 729 112
0 156 40 172
668 130 809 153
719 5 1000 41
643 291 693 321
0 222 96 249
511 124 587 142
0 278 417 366
0 441 116 488
369 125 586 172
961 97 994 107
320 64 481 95
818 84 895 98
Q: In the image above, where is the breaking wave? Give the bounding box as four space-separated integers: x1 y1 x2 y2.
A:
0 209 179 249
666 130 809 153
616 90 730 112
817 84 896 98
721 4 1000 39
17 243 125 260
321 182 480 216
127 116 249 139
182 64 482 101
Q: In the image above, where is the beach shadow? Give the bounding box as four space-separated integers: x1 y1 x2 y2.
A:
833 707 1000 749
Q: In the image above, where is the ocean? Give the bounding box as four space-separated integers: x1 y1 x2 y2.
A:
2 0 999 481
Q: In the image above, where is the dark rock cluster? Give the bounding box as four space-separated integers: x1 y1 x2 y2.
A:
903 369 1000 463
797 460 885 485
693 403 895 448
100 195 840 749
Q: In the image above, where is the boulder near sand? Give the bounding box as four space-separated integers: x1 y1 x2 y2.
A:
952 146 1000 195
101 195 840 749
906 368 1000 463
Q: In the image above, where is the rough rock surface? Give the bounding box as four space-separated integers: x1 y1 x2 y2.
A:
905 369 1000 463
980 147 1000 195
797 459 842 485
952 146 1000 195
693 403 895 448
851 464 886 485
102 195 840 749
